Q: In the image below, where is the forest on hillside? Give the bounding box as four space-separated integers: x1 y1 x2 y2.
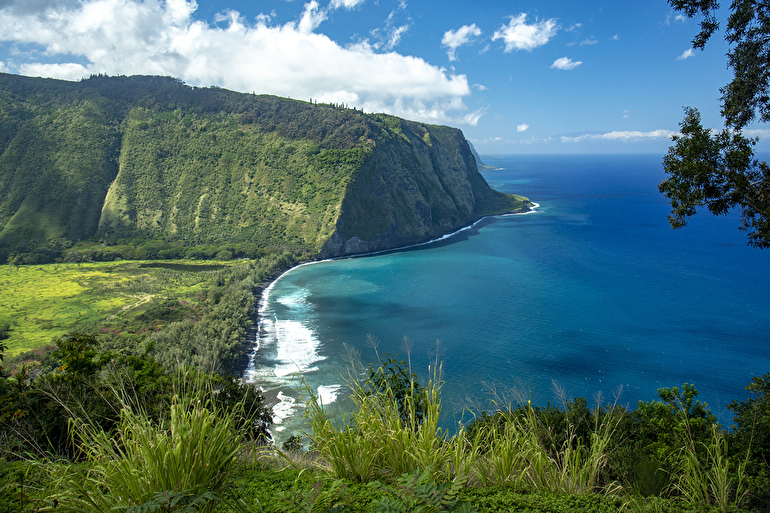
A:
0 73 527 266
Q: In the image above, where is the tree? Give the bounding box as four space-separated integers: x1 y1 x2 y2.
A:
727 373 770 501
660 0 770 248
364 357 425 428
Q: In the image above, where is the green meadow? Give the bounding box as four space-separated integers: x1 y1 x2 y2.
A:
0 260 232 356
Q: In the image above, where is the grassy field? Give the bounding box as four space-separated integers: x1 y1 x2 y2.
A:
0 260 231 356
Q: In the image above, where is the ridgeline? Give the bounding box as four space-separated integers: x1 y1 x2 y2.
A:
0 73 530 264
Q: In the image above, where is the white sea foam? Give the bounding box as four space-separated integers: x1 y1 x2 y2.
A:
271 391 299 433
277 288 310 308
273 319 324 378
317 384 342 406
502 202 540 216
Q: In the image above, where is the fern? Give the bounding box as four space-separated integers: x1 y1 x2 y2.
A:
370 469 476 513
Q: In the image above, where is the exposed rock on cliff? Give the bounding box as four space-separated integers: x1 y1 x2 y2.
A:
320 118 530 257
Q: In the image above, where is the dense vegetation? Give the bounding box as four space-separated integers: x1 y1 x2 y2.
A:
0 73 528 265
1 342 769 512
0 252 300 367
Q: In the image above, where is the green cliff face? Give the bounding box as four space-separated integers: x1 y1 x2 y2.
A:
0 73 530 262
320 116 530 257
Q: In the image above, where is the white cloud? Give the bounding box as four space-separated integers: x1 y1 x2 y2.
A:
743 129 770 139
560 130 678 143
369 4 410 51
329 0 366 9
677 48 696 60
665 11 688 25
441 23 482 61
492 13 558 52
580 37 597 46
551 57 581 70
19 61 89 80
458 108 486 126
0 0 477 125
611 34 619 41
472 83 488 91
0 61 7 72
298 0 327 34
566 23 582 32
622 109 631 119
517 123 529 132
372 22 409 50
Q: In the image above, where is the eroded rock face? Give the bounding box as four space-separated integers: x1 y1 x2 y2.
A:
319 121 530 259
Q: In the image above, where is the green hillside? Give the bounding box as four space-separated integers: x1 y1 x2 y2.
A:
0 73 530 264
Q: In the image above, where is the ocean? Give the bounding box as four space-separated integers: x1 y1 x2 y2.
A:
243 153 770 440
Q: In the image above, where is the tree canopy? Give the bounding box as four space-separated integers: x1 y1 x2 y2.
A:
660 0 770 248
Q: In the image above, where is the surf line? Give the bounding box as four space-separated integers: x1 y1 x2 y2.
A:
243 202 540 380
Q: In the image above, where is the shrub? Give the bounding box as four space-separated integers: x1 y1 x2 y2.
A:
41 378 256 512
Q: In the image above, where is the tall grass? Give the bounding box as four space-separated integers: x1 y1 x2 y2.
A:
306 360 455 483
671 424 749 510
40 377 253 512
304 356 623 497
298 360 757 511
472 400 623 495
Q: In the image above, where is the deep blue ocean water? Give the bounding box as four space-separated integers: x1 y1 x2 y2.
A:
244 153 770 437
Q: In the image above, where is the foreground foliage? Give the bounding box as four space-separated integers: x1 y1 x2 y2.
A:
1 338 769 511
302 356 769 512
660 1 770 248
45 382 256 512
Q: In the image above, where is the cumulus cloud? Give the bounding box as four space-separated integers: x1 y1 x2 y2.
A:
492 13 558 52
0 0 478 125
560 130 678 143
442 23 482 61
677 48 696 60
517 123 529 132
551 57 581 70
329 0 366 9
472 83 488 91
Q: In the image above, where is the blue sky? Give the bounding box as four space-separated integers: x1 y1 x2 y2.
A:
1 0 767 154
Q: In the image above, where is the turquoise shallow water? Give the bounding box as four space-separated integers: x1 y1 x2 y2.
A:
244 153 770 438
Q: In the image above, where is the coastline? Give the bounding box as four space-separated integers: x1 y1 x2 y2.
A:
241 202 540 437
247 200 540 364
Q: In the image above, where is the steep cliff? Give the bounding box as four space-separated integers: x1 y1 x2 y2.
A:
0 73 530 262
320 117 529 257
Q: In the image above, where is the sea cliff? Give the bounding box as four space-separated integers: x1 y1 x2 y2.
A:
0 73 530 262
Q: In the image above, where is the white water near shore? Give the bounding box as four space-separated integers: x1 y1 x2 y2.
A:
242 205 540 443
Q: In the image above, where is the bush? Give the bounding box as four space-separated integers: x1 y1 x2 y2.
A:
42 377 258 512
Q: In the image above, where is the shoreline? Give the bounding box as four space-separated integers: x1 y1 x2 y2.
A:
241 201 540 383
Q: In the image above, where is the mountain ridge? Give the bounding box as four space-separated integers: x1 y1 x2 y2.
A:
0 73 531 263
